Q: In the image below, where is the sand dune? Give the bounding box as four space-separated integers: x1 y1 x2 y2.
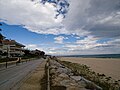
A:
60 57 120 81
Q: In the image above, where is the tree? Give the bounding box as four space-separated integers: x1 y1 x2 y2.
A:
0 23 5 40
0 23 2 31
0 33 5 40
23 49 30 56
34 49 45 57
40 51 45 56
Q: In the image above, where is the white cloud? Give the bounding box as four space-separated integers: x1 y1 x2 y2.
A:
63 0 120 38
26 44 37 49
0 0 120 37
0 0 120 55
26 44 44 51
54 36 65 44
107 38 120 47
0 0 65 34
76 36 97 44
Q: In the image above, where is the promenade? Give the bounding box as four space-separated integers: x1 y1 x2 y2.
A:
18 60 46 90
0 59 44 90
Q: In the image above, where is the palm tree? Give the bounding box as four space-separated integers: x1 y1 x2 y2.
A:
0 33 5 40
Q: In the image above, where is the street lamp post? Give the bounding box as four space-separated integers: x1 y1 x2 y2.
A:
6 46 9 68
0 23 2 31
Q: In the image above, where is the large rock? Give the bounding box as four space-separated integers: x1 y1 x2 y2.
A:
50 59 101 90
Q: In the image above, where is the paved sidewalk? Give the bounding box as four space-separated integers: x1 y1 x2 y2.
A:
18 60 46 90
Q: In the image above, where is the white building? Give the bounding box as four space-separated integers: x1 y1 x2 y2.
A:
1 39 25 57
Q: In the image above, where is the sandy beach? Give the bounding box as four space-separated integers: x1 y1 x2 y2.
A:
59 57 120 81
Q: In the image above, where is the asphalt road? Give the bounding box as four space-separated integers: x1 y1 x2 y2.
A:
0 59 44 90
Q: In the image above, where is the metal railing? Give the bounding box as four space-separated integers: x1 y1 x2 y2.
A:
0 58 35 69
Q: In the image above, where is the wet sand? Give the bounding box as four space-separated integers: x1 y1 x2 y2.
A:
59 57 120 80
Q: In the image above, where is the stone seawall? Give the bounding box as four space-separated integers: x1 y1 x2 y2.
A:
49 59 102 90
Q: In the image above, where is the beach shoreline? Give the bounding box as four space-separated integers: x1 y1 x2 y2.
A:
59 57 120 81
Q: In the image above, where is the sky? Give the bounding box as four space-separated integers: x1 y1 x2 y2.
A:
0 0 120 55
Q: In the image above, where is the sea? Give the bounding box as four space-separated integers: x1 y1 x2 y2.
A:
61 54 120 58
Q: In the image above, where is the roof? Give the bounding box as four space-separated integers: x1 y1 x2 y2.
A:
2 39 25 47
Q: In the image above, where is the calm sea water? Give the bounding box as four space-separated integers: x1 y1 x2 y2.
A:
61 54 120 58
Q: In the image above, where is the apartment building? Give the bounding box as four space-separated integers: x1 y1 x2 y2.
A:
1 39 25 57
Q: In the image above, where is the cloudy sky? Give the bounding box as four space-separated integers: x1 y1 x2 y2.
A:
0 0 120 55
